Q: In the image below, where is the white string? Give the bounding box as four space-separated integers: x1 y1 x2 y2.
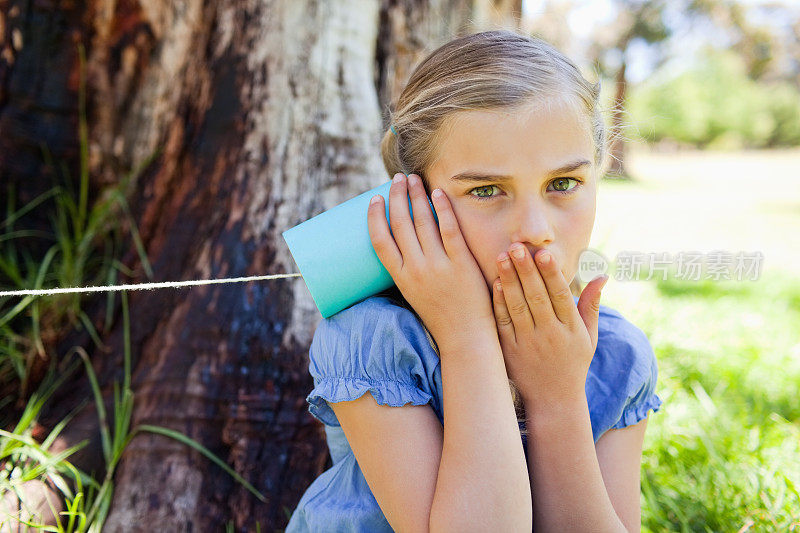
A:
0 273 303 297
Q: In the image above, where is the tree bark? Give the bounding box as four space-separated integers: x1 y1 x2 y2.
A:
0 0 521 531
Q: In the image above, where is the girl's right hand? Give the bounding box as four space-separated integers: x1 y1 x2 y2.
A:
367 172 496 346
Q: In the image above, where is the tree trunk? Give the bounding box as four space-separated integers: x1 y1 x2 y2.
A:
0 0 521 531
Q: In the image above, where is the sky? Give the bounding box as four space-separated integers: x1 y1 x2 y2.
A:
522 0 800 84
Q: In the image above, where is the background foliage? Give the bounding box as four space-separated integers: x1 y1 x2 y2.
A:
627 48 800 149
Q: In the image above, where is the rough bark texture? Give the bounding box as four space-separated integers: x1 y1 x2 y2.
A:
0 0 87 214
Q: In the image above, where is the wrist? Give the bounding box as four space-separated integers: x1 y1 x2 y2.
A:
523 391 587 423
436 333 501 360
431 322 500 356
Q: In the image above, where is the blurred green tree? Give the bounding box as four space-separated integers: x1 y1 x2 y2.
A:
627 47 800 148
586 0 671 179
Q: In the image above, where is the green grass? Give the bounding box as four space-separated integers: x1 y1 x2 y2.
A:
601 269 800 531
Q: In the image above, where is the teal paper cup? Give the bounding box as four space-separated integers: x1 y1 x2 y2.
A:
282 179 439 318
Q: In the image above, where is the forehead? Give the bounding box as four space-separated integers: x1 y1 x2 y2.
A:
428 99 594 178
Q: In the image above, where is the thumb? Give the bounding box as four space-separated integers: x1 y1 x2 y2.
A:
577 274 609 352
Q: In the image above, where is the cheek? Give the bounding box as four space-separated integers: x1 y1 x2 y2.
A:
562 198 597 278
449 208 500 283
574 196 596 243
567 204 595 245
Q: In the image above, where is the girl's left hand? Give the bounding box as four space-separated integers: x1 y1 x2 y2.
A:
491 244 609 411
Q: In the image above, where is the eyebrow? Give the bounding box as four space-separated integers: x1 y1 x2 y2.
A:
449 159 591 182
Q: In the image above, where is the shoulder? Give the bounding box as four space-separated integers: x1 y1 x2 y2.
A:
305 295 440 427
322 293 420 329
583 299 663 440
311 295 429 362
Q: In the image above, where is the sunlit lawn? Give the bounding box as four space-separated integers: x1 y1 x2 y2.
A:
591 145 800 531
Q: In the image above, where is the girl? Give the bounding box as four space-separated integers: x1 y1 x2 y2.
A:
286 29 661 532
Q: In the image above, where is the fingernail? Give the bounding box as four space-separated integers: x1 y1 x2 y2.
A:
511 246 525 260
538 252 551 265
495 281 503 292
432 189 443 199
393 173 404 184
407 174 419 187
370 195 381 205
597 274 609 289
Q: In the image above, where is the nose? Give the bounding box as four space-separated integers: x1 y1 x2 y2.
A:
511 198 555 249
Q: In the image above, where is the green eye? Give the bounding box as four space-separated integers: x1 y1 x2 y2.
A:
551 178 579 193
469 185 499 200
468 178 583 202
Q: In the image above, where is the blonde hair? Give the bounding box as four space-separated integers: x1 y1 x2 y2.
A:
381 29 609 181
376 29 611 434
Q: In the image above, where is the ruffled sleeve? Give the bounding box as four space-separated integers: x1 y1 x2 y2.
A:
609 330 662 431
305 295 440 427
586 304 663 441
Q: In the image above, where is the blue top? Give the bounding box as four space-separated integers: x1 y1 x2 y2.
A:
285 294 662 532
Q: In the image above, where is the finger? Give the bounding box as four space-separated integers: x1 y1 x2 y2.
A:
388 173 423 264
430 188 473 261
497 251 535 331
367 194 403 275
532 250 582 327
508 244 554 327
492 277 516 343
577 274 609 352
407 173 445 258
